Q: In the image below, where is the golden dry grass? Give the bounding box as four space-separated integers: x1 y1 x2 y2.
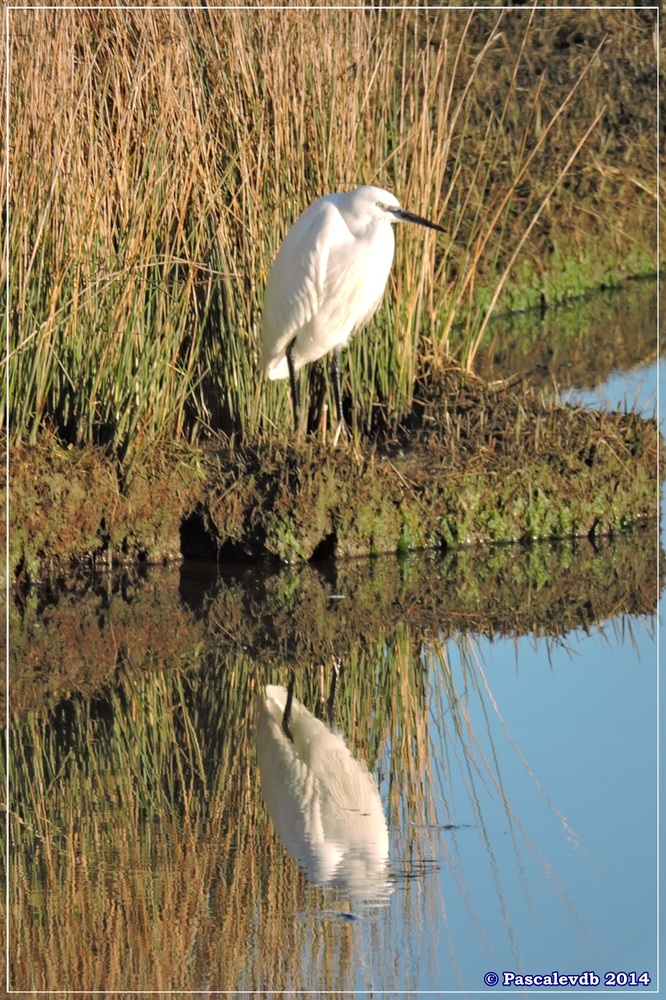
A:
4 7 658 462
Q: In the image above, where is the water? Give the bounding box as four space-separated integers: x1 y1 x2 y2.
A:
394 355 661 992
568 356 662 425
387 355 662 992
409 622 657 990
8 284 662 994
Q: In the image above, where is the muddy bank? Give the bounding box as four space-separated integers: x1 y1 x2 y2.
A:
7 373 664 582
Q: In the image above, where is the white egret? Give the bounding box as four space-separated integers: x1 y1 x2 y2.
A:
256 677 390 904
260 185 444 434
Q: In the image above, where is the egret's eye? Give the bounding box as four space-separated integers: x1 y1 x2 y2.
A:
376 201 387 210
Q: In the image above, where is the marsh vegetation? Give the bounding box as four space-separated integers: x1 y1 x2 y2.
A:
5 9 661 988
5 6 659 472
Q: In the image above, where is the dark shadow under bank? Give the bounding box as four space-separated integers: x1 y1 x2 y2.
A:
7 368 664 582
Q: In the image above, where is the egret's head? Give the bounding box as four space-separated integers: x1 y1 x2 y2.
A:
340 185 444 234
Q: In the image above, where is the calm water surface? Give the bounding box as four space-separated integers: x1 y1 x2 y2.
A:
9 285 661 995
384 355 661 992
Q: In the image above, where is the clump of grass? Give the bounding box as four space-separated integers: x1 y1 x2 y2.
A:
4 8 658 468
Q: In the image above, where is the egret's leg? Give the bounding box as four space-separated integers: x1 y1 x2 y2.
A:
282 671 295 743
286 339 300 433
331 349 348 444
327 657 342 728
331 349 344 425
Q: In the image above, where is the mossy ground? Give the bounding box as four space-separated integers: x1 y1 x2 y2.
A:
7 370 663 584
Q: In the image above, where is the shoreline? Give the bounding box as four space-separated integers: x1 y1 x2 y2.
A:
8 367 664 584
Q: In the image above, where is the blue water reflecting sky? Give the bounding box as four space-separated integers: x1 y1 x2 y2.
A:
388 357 662 994
568 357 663 426
432 616 658 991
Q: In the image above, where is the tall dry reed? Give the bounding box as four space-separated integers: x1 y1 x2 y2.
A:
5 7 657 465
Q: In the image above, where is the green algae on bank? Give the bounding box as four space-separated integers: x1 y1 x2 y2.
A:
7 372 663 580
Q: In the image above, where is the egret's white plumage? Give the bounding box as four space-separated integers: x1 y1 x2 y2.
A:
261 187 398 380
260 185 443 431
256 683 390 901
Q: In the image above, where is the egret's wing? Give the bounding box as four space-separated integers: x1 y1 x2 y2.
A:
317 237 386 333
260 200 343 377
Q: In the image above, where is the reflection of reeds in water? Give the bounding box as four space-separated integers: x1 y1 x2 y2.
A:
8 622 595 990
425 634 595 965
8 650 369 990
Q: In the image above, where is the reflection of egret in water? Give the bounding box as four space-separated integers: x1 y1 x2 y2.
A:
256 672 390 906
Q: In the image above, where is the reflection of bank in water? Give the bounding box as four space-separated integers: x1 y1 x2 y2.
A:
474 278 661 392
256 679 391 908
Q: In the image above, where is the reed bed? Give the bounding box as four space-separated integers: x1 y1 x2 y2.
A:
5 7 658 469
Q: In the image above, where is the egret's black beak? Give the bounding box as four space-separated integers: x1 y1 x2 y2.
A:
388 205 445 233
